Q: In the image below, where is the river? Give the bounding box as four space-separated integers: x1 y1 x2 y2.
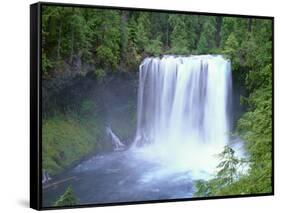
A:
43 149 194 206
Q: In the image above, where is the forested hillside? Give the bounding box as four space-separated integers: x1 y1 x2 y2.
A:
42 5 273 196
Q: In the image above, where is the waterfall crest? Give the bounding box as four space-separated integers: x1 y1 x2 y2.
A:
133 55 232 176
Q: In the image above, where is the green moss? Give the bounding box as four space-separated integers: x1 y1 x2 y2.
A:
42 113 100 175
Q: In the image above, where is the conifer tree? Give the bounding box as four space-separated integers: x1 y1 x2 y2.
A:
54 186 77 206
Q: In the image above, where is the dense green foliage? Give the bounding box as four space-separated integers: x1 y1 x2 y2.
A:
43 6 267 76
54 186 77 206
194 18 273 196
42 5 273 196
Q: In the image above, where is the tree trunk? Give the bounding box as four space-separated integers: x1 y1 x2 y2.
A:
165 14 169 49
195 16 203 49
57 20 62 60
215 16 222 48
120 11 128 66
248 18 253 32
70 24 74 64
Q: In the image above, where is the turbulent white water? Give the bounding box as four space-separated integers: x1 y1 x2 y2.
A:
132 55 232 178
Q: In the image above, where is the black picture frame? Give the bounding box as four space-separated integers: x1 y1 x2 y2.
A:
30 1 274 210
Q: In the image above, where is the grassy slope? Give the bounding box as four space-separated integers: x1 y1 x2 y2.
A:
42 113 100 175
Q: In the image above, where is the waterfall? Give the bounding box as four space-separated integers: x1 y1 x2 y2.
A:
106 127 126 151
133 55 232 176
42 170 52 184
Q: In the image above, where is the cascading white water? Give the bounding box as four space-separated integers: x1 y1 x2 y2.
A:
106 127 126 151
132 55 232 178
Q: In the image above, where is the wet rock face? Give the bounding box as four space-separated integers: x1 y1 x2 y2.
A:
42 61 139 145
42 54 139 118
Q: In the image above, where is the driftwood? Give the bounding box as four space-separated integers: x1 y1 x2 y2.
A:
43 176 78 190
